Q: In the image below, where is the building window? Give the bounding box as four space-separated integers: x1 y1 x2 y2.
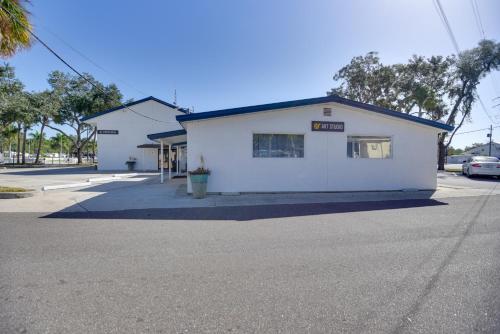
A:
347 136 392 159
253 134 304 158
323 107 332 116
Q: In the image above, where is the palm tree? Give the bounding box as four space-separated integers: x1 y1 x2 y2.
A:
0 0 32 58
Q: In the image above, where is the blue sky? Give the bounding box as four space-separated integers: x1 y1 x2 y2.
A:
9 0 500 149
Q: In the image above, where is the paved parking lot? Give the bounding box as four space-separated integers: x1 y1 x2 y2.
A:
1 193 499 333
1 167 499 333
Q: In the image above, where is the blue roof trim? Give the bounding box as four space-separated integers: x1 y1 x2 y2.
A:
176 95 454 131
147 129 187 140
81 96 187 121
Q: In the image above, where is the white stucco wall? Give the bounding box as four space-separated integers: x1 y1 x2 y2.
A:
85 100 184 170
184 102 441 193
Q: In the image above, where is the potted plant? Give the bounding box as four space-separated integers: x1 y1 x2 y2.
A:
125 156 137 171
189 155 210 199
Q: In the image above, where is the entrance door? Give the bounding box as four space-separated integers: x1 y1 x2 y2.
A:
158 147 177 172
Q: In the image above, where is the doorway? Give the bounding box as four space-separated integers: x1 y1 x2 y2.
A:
158 146 178 172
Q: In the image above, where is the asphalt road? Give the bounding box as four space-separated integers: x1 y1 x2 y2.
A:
1 194 500 333
438 170 499 190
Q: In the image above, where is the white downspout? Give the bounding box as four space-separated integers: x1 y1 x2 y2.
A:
160 140 164 184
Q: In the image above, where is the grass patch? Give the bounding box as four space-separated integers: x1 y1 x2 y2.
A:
0 186 28 192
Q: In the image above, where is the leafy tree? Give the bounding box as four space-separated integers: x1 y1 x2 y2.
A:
28 129 45 163
0 63 22 127
329 40 500 170
0 123 16 156
0 0 32 57
48 133 72 156
28 90 59 163
329 52 400 110
447 146 464 155
47 71 122 163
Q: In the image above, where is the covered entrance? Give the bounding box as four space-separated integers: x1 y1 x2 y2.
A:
147 129 187 183
157 143 187 173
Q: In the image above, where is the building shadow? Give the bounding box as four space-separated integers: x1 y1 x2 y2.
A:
43 198 447 221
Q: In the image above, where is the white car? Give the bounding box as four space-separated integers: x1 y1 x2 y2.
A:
462 156 500 178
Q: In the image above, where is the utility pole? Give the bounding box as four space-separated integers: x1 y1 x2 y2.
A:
487 124 493 156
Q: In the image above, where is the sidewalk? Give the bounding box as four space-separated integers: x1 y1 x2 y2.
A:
0 174 498 213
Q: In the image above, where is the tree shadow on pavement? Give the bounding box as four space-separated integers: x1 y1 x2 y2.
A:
42 199 447 221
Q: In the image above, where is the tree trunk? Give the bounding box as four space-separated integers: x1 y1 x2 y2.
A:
21 126 27 164
35 121 46 164
76 146 82 164
16 124 21 164
76 129 82 164
437 136 446 171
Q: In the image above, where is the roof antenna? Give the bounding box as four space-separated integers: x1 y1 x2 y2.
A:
173 89 177 106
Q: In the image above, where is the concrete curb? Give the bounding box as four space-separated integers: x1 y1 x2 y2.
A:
112 173 138 178
42 182 92 191
0 191 35 199
87 176 121 182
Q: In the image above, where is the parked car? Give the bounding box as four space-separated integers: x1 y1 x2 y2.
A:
462 156 500 178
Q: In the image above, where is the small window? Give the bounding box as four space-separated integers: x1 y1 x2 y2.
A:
347 136 392 159
323 108 332 117
253 134 304 158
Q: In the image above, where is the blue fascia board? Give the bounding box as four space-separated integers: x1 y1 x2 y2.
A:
81 96 187 122
147 129 187 140
176 95 454 132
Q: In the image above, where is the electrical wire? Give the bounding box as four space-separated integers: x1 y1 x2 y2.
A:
470 0 500 99
0 5 179 124
38 24 149 97
433 0 499 125
454 125 500 135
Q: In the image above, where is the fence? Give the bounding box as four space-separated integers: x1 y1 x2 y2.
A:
1 156 96 165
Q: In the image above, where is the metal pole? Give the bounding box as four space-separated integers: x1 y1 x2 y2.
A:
488 124 492 156
168 144 172 180
175 146 180 175
160 140 164 184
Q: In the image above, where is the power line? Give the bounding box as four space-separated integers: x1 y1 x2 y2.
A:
0 5 178 125
470 0 486 39
434 0 460 53
469 0 500 98
433 0 499 125
38 24 149 97
454 125 500 135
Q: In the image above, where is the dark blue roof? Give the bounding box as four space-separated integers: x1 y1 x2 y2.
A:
147 129 187 140
176 95 453 131
81 96 187 121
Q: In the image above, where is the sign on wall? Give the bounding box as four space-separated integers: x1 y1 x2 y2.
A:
311 121 344 132
97 130 119 135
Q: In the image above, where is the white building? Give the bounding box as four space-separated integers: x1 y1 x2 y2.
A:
82 96 188 171
147 95 453 193
463 142 500 158
85 95 453 192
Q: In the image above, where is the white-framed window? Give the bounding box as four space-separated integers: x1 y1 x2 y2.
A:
347 136 392 159
253 134 304 158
